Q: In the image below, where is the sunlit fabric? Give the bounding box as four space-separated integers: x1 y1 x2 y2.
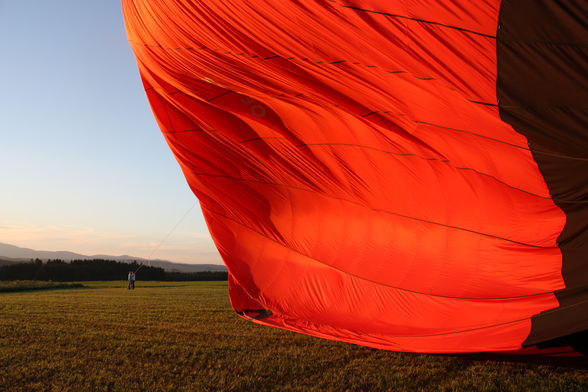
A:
123 0 587 354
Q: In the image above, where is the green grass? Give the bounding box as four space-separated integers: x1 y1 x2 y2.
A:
0 282 586 392
0 280 84 292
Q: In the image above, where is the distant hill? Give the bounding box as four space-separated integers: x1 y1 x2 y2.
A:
0 243 226 273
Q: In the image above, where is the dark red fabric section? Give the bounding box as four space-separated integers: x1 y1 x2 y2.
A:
496 0 588 353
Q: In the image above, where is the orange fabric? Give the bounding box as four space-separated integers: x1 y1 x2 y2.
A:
123 1 569 353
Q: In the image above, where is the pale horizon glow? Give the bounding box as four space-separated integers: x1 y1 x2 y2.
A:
0 1 223 264
0 221 219 264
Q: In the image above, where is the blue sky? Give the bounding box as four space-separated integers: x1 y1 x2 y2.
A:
0 1 221 264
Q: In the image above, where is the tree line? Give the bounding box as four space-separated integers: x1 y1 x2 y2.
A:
0 259 227 281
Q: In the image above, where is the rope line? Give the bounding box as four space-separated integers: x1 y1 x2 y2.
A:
135 202 198 274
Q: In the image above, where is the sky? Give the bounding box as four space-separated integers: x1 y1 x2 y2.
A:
0 1 222 264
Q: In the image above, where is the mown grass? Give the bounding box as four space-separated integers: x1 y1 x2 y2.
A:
0 281 585 392
0 280 84 293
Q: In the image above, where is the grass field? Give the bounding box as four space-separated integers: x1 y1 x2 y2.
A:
0 281 84 293
0 282 586 392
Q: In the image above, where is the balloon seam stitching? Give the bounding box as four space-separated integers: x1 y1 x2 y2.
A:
338 5 496 39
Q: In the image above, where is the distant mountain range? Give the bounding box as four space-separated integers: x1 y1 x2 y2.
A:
0 242 226 273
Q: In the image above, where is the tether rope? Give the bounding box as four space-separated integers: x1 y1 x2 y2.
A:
134 201 198 274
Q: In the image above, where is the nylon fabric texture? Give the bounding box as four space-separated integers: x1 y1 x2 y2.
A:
123 0 587 354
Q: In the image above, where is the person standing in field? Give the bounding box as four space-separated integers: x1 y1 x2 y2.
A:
127 271 135 290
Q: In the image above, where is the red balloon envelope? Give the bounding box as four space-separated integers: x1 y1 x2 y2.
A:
123 0 587 354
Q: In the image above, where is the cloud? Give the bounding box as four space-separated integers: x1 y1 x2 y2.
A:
0 222 222 264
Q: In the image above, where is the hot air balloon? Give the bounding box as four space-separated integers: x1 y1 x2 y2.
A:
123 0 587 354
